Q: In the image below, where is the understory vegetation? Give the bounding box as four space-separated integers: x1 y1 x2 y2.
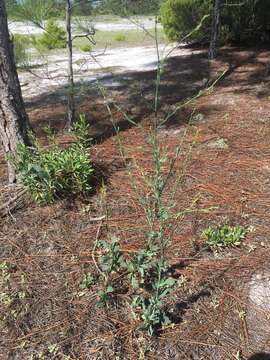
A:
203 224 247 249
161 0 270 44
13 116 93 205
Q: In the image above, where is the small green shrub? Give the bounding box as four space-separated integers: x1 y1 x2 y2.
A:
203 224 247 249
114 33 127 42
38 19 66 50
79 43 92 52
14 115 93 205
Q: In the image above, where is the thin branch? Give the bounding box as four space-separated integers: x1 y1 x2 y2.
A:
71 30 95 42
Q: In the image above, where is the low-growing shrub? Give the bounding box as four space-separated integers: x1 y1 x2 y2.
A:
114 33 127 42
14 115 93 205
38 19 66 50
79 43 92 52
203 224 247 249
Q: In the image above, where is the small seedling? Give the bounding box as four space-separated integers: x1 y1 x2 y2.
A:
203 224 246 249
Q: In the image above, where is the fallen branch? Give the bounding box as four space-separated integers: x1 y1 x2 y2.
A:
0 188 27 218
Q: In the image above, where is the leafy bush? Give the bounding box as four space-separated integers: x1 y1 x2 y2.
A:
14 116 93 205
160 0 211 41
161 0 270 44
114 33 127 42
203 224 247 249
38 19 66 50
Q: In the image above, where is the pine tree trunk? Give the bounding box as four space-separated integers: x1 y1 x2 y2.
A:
209 0 222 60
66 0 75 129
0 0 32 183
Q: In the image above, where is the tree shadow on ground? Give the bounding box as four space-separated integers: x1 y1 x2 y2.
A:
169 288 211 325
25 47 270 144
25 49 210 141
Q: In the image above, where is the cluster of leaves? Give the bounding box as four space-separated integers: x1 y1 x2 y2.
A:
82 128 184 335
6 0 53 20
203 224 247 249
82 236 175 336
129 256 175 335
14 115 93 205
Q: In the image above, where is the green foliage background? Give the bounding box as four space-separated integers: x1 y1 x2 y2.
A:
161 0 270 44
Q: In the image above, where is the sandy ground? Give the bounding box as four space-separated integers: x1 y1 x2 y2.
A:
11 20 174 99
8 18 161 35
18 43 193 99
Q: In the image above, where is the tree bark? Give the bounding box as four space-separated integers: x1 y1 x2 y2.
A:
209 0 222 60
0 0 32 183
66 0 75 129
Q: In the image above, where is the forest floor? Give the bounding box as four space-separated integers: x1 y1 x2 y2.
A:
1 46 270 360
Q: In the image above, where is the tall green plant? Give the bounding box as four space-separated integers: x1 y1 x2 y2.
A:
83 13 224 338
87 21 202 336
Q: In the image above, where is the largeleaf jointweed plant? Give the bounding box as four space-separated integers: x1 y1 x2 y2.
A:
77 16 226 337
85 19 209 336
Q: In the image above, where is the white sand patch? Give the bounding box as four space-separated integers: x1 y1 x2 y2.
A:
8 19 160 35
19 44 191 99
